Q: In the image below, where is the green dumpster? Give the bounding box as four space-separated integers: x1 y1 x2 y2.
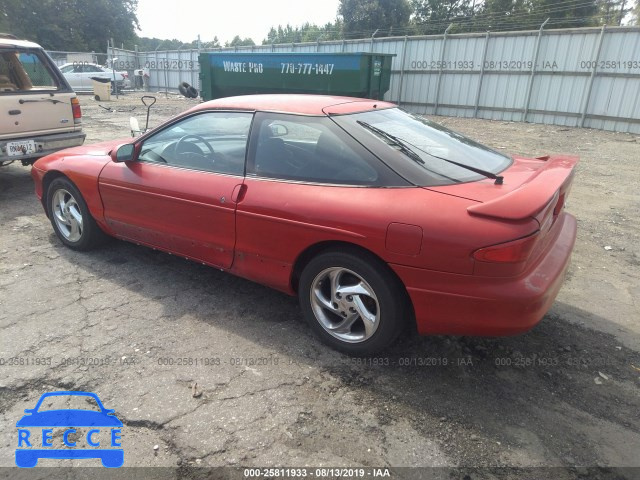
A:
198 52 394 102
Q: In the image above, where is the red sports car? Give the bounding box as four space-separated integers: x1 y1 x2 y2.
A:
31 94 578 355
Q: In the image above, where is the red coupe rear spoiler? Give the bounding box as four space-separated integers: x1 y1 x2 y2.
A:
467 155 578 221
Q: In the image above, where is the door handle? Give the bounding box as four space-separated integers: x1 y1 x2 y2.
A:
231 184 247 203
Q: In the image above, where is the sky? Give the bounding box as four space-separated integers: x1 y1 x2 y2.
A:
136 0 341 45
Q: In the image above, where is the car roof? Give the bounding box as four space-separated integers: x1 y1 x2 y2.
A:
190 94 397 116
0 38 43 49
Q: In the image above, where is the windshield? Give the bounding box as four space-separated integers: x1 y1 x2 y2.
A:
334 108 512 186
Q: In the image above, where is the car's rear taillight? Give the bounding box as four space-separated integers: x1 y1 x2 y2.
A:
473 232 540 263
71 97 82 122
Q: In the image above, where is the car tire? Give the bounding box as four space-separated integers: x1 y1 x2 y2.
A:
298 249 407 355
178 82 191 97
46 177 108 251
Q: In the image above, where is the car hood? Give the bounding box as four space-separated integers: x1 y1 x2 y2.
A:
56 138 130 157
16 409 123 427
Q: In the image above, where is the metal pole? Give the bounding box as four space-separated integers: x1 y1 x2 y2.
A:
473 31 490 118
433 24 453 115
196 37 202 93
192 49 197 94
154 43 162 92
370 29 379 53
580 25 607 128
397 35 408 106
177 46 183 90
164 51 169 98
134 44 140 91
341 39 346 53
109 39 119 99
523 18 549 122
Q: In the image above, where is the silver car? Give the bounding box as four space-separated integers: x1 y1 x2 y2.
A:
59 62 129 92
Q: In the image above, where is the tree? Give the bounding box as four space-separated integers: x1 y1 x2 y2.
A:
225 36 256 47
201 37 221 49
527 0 599 29
262 21 344 45
338 0 412 38
133 36 220 51
461 0 599 32
474 0 527 30
0 0 139 51
411 0 478 34
595 0 632 25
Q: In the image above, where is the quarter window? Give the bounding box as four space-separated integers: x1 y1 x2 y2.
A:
138 111 252 175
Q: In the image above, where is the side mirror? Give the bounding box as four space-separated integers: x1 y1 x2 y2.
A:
111 144 136 163
269 123 288 137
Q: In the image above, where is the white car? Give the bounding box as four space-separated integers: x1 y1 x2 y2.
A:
59 62 130 92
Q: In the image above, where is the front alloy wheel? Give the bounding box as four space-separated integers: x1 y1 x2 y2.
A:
51 188 84 242
46 177 108 250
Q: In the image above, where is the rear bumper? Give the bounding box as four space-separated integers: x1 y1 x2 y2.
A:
1 131 85 163
392 213 577 336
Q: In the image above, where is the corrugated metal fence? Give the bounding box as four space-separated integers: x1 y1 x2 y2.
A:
107 26 640 134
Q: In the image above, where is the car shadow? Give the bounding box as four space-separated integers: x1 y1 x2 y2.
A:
56 237 640 468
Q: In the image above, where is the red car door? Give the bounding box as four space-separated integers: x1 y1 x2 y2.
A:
98 111 253 269
232 112 406 292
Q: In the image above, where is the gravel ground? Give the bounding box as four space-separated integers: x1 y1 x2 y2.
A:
1 93 639 478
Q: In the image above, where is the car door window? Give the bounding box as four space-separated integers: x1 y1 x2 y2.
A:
248 113 397 186
138 111 253 175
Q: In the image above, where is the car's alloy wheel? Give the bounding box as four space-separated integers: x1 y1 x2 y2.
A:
47 177 108 251
299 250 407 355
51 188 83 242
310 267 380 343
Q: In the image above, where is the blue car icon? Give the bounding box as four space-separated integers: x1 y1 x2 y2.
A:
16 391 123 468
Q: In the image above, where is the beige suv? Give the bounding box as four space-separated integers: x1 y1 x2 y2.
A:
1 34 85 167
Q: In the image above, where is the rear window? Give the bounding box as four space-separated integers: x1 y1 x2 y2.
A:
0 49 61 93
334 108 512 186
